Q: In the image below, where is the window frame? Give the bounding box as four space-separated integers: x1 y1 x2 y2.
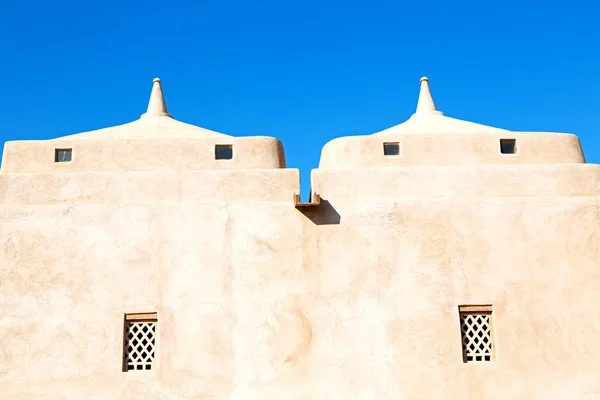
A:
54 148 73 163
499 138 517 155
383 142 400 156
122 312 158 372
215 144 233 160
458 305 495 363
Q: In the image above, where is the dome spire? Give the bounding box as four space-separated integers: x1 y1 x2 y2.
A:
414 77 443 116
140 78 172 119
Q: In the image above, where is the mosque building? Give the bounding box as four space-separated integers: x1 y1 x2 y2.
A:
1 77 599 399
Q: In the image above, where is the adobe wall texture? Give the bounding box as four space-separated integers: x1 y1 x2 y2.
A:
1 76 599 398
1 169 600 399
319 132 585 168
0 170 299 205
1 136 286 173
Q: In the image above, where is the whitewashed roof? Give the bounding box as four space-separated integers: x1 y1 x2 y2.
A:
58 78 231 140
373 77 509 135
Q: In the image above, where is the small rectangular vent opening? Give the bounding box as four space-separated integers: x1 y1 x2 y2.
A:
215 144 233 160
55 148 72 162
500 139 516 154
123 313 157 372
383 142 400 156
459 305 494 363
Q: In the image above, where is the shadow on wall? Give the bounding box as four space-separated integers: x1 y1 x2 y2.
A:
297 199 341 225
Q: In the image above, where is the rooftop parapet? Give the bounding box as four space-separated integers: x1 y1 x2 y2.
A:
319 77 585 169
1 78 287 172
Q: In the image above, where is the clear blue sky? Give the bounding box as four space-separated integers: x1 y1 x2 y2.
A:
1 0 598 198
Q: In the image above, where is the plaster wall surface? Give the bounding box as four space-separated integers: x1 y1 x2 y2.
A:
318 132 585 168
1 136 286 173
0 169 299 205
311 164 600 199
1 196 600 399
2 77 600 399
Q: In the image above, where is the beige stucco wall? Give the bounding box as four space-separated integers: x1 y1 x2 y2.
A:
319 132 585 168
312 164 600 199
0 169 299 205
1 136 286 173
1 193 600 399
2 73 600 397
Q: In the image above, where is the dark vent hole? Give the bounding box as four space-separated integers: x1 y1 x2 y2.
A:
500 139 516 154
215 144 233 160
383 142 400 156
54 148 72 162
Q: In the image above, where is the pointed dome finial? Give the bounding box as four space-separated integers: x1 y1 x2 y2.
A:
140 77 172 119
414 76 443 117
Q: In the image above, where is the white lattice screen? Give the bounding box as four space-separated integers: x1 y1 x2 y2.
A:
460 309 493 362
124 314 157 371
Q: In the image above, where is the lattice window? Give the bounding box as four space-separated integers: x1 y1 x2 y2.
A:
123 313 157 371
459 305 494 362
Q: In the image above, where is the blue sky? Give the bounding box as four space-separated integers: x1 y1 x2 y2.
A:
1 0 598 198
